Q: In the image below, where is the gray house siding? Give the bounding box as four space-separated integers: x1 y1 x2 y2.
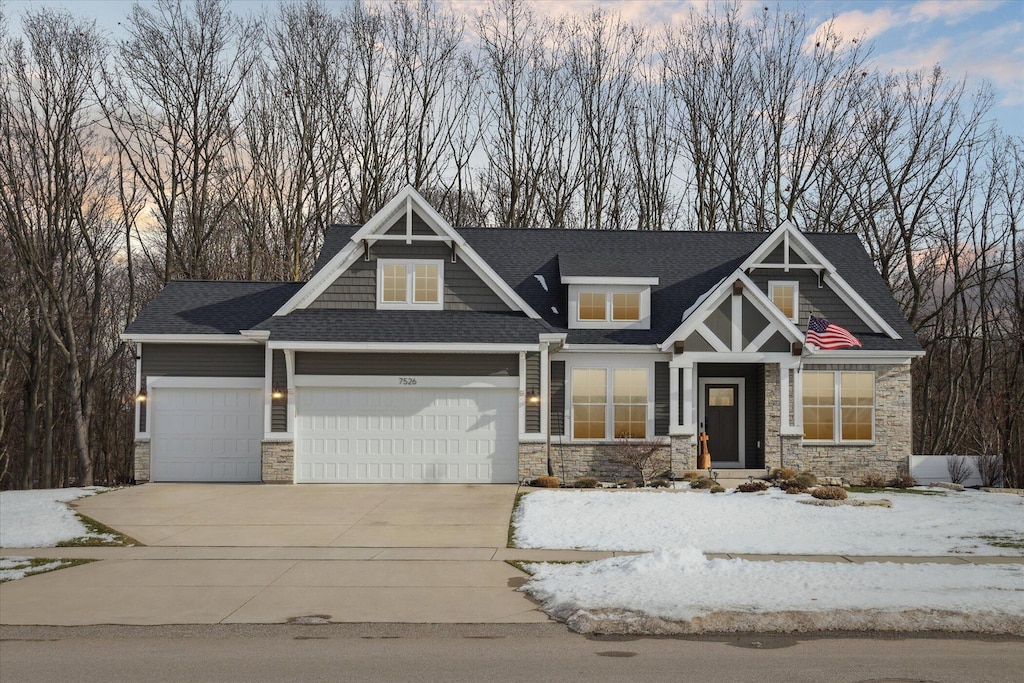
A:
309 241 510 312
294 352 518 377
749 269 864 332
525 352 541 433
550 361 566 436
141 344 265 378
271 350 287 432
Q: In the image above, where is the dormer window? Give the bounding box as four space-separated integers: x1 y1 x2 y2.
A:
563 278 655 330
768 281 798 322
377 259 443 309
579 293 606 321
612 293 640 321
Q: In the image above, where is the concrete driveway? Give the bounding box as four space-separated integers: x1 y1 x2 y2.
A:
74 483 518 548
1 483 555 626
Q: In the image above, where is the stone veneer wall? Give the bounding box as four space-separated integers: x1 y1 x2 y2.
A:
518 442 671 484
261 440 294 483
786 363 913 483
133 440 151 483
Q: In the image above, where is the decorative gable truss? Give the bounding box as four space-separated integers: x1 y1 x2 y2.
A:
739 221 900 339
274 186 541 319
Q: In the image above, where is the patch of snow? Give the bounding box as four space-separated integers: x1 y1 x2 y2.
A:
522 548 1024 634
534 274 548 291
551 306 558 314
0 556 69 582
514 488 1024 555
0 488 106 548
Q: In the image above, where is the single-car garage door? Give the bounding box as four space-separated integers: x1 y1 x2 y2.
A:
150 386 263 482
295 386 518 483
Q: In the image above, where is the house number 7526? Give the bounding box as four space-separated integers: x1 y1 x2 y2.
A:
398 377 417 385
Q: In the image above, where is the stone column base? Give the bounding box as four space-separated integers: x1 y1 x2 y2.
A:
670 435 697 476
133 440 151 483
261 440 295 484
518 442 549 483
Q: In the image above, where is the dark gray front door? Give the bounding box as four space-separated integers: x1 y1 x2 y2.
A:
705 384 739 463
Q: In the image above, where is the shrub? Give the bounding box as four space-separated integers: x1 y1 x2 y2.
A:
609 438 670 487
794 472 818 488
573 477 600 489
532 476 559 488
737 480 770 493
860 471 887 488
689 477 715 489
681 471 700 480
812 485 848 500
780 479 807 493
710 485 726 494
617 479 637 489
945 456 972 485
972 454 1003 487
770 467 796 481
888 470 917 489
649 478 672 488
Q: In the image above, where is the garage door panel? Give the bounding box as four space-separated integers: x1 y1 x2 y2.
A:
296 387 517 483
151 387 263 483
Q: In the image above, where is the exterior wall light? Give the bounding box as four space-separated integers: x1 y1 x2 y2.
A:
136 393 147 402
271 389 285 400
526 391 541 405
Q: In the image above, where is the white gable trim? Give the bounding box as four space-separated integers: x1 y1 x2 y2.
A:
659 271 804 352
274 186 541 318
741 222 901 339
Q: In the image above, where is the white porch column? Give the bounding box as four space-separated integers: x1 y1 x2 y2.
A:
518 352 527 437
263 345 273 436
681 363 695 433
792 363 804 432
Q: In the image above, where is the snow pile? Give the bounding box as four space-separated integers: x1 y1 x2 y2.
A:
514 488 1024 555
0 556 70 582
523 548 1024 634
0 488 107 547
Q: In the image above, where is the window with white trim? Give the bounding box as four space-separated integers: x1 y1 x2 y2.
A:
574 291 642 323
768 281 799 322
802 370 874 443
571 367 648 439
377 259 443 309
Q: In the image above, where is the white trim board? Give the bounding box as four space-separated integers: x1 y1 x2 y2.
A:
267 342 542 353
120 334 262 344
146 376 265 390
293 375 520 389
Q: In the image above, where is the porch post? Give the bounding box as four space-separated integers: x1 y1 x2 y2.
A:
681 364 695 433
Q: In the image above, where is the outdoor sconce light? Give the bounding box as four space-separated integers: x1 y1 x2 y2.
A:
526 391 541 405
135 393 146 403
271 389 285 400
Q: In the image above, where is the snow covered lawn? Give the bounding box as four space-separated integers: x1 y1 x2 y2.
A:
522 548 1024 635
0 488 111 548
514 487 1024 556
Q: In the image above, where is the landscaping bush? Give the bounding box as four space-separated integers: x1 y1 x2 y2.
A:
532 476 560 488
812 485 848 500
770 467 796 481
710 485 726 494
794 472 818 488
617 480 637 489
649 478 672 488
888 471 917 489
736 480 770 493
609 438 670 487
972 454 1004 487
689 477 715 489
573 477 600 489
681 471 699 480
945 456 972 485
780 479 807 493
860 471 887 488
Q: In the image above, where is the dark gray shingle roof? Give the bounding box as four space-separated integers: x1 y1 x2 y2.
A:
124 281 302 336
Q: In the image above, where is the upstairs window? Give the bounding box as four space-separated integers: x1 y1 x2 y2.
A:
576 291 642 322
377 260 443 309
579 293 606 321
769 281 799 322
612 293 641 321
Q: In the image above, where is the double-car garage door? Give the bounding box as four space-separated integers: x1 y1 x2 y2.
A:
295 386 518 483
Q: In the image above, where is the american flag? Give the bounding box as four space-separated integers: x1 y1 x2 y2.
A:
806 316 862 350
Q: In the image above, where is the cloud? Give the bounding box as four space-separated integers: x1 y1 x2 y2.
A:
822 7 901 42
908 0 1004 26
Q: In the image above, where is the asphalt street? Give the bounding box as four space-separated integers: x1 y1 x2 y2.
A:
1 623 1021 683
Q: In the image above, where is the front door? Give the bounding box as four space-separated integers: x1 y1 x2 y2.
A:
700 379 744 467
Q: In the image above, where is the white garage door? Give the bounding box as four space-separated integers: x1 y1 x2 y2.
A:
295 386 518 483
150 387 263 482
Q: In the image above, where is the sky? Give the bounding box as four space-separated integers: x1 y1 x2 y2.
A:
3 0 1022 134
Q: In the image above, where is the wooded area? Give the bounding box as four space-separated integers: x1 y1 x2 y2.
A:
1 0 1021 489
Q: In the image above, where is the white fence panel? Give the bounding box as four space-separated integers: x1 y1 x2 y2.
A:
909 455 991 487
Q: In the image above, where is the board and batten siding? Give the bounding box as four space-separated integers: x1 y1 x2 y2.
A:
139 343 266 433
308 216 510 312
294 352 519 377
271 350 287 432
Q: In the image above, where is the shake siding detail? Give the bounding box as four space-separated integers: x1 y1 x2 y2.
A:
654 362 670 436
308 241 510 312
294 352 519 377
525 352 541 433
550 361 566 436
271 350 287 432
749 270 863 331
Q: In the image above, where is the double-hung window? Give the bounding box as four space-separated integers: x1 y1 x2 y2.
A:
377 260 443 309
802 370 874 443
571 367 648 439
